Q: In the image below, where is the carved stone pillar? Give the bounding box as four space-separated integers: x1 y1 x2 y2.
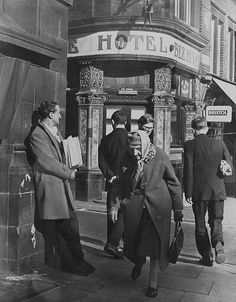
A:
76 64 106 202
152 67 174 155
185 105 196 141
152 96 174 155
193 77 206 116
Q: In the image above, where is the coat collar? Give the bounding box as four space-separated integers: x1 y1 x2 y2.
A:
38 121 63 162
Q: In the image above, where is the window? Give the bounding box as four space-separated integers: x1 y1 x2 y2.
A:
228 28 236 82
210 16 216 73
104 105 146 135
175 0 199 28
171 104 185 146
210 16 223 76
175 74 193 99
217 21 223 76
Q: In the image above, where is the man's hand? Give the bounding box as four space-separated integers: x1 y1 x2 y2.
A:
109 206 118 223
108 176 118 184
70 169 78 180
186 197 193 205
174 210 183 222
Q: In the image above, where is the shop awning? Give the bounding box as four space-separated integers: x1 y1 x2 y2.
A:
212 78 236 105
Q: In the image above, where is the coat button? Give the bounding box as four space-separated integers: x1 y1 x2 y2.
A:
156 216 162 221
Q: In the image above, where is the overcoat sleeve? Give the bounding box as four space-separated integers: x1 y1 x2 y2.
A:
223 141 232 165
163 152 183 210
183 141 194 199
30 129 72 180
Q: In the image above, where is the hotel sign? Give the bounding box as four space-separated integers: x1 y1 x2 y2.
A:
205 106 232 122
68 31 200 71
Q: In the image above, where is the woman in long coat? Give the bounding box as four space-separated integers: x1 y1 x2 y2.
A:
110 130 183 297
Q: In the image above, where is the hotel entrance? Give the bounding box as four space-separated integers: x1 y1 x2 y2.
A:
103 104 150 136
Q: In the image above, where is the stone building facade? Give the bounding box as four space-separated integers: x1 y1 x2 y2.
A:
67 0 236 201
0 0 73 275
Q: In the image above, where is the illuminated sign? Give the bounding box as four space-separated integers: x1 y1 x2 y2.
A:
205 106 232 122
68 31 200 71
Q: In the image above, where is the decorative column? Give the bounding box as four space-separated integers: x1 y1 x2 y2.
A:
184 77 207 141
185 105 196 141
76 64 106 202
152 67 174 155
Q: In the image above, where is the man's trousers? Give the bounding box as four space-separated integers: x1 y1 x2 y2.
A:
192 200 224 258
40 207 84 270
107 190 124 247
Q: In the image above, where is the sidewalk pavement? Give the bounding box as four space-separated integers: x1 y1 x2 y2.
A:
1 239 236 302
1 198 236 302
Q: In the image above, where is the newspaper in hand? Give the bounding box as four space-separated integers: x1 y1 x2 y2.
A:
220 160 232 176
62 136 83 168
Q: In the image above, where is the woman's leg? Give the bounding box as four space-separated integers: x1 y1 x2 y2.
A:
146 257 158 297
148 257 158 288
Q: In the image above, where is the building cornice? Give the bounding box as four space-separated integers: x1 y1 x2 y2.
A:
0 23 63 59
71 54 200 76
69 17 208 50
56 0 73 6
211 1 226 16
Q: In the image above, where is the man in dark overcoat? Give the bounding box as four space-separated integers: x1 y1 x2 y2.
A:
183 116 232 266
25 100 95 275
98 110 128 258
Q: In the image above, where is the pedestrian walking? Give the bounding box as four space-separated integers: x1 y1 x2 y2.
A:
110 130 183 297
98 110 129 259
183 116 232 266
24 100 95 276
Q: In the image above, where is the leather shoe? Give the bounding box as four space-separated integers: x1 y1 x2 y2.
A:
131 258 146 280
199 256 213 267
78 259 96 273
215 242 225 264
104 243 124 259
145 286 158 297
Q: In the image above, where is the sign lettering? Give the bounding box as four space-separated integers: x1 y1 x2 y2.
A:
69 31 200 71
205 106 232 122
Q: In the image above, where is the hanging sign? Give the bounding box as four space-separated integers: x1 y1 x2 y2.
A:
205 106 232 122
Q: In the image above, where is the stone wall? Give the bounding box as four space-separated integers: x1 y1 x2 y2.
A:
0 0 72 275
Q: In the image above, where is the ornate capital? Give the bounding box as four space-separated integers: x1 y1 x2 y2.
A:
154 67 172 94
152 94 174 107
76 92 106 105
194 100 205 113
80 65 104 94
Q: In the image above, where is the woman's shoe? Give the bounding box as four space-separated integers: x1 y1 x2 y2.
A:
131 258 146 280
145 286 158 297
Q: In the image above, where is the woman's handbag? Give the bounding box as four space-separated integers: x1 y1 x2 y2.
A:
169 221 184 264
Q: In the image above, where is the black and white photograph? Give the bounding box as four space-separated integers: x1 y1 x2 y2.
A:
0 0 236 301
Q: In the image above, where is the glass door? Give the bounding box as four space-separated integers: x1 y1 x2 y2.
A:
104 105 147 136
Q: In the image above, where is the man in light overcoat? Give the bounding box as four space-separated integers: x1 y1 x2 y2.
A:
25 100 95 275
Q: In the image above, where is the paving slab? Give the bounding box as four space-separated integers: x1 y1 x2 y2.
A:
79 283 185 302
181 291 236 302
0 279 59 302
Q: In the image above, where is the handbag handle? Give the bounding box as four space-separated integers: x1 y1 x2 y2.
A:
174 221 182 237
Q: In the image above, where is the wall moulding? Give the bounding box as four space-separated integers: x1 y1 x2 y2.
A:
76 92 106 105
